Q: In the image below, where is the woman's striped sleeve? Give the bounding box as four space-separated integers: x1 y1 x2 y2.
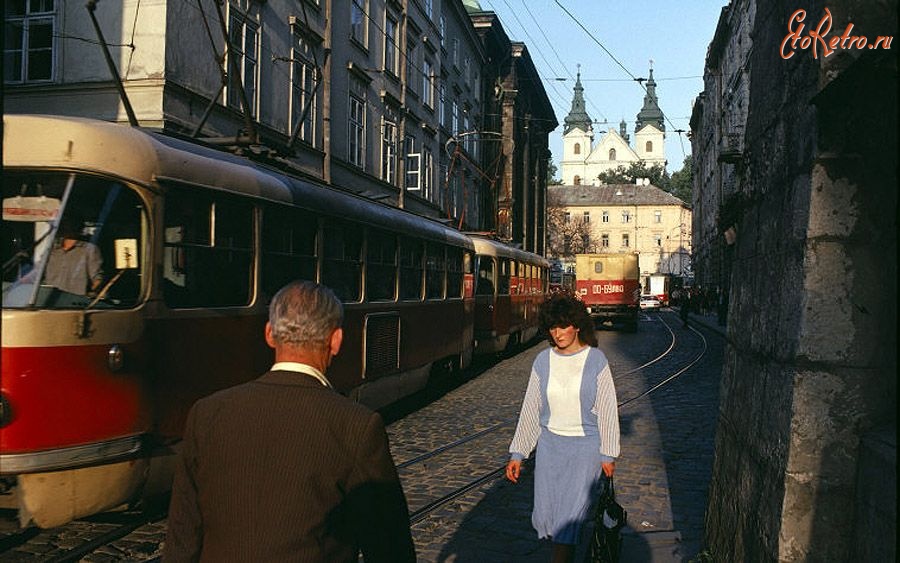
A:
509 368 542 460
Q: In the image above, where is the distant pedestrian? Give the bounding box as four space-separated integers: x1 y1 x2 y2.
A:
680 290 691 327
164 281 415 563
505 294 620 563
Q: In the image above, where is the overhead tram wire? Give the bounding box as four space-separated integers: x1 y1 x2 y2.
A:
552 0 688 158
485 0 608 123
517 0 609 123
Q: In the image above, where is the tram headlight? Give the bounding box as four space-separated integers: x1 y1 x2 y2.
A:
0 395 11 428
108 344 125 372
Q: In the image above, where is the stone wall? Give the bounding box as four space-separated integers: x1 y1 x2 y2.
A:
704 0 897 560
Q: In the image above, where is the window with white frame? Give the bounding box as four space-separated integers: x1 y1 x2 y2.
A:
422 146 433 200
583 211 590 223
405 135 420 191
351 0 367 47
227 8 259 116
602 210 609 223
290 28 317 146
348 79 367 168
424 0 432 18
384 12 399 76
621 210 631 223
4 0 56 83
452 38 459 67
439 15 445 47
654 210 662 223
601 233 609 247
622 233 630 247
654 234 663 247
381 109 398 184
422 58 434 107
564 212 571 223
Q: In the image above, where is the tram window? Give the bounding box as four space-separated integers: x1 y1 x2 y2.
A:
475 256 494 296
322 220 362 303
425 242 445 300
497 258 510 295
399 237 423 300
446 246 463 298
262 206 317 297
2 172 145 309
366 229 397 301
163 190 253 308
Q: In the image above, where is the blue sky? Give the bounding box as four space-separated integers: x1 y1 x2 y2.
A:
476 0 729 175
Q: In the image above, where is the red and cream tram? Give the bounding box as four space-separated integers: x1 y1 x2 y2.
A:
469 234 549 354
1 115 478 528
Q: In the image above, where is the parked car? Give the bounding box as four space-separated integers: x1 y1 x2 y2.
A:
640 295 662 309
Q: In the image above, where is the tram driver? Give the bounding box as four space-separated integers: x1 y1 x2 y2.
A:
43 222 105 296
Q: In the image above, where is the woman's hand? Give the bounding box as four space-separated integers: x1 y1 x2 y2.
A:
601 461 615 478
506 459 522 483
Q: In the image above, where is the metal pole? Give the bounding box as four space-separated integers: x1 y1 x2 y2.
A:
85 0 139 127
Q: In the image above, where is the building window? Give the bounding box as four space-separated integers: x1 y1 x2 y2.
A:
451 100 459 135
227 8 259 116
348 80 366 168
351 0 367 47
439 15 445 47
609 148 616 161
574 175 581 186
646 140 653 152
621 210 631 223
622 233 630 248
422 58 434 107
564 212 571 223
463 56 470 84
654 234 663 247
452 38 459 67
583 211 590 223
422 146 434 200
424 0 433 18
405 135 420 191
654 210 662 223
601 233 609 248
381 112 397 184
574 143 581 155
406 36 417 96
602 210 609 223
290 29 317 146
384 12 399 76
4 0 56 83
439 83 446 127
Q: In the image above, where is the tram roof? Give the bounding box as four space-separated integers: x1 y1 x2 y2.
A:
3 114 472 248
467 234 549 266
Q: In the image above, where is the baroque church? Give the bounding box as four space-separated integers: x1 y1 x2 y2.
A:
560 66 666 185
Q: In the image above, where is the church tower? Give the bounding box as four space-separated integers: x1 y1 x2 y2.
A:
561 71 593 185
634 64 666 168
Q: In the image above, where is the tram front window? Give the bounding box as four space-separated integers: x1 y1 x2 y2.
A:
2 172 145 309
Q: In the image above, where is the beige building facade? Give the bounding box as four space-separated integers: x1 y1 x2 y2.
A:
547 183 691 277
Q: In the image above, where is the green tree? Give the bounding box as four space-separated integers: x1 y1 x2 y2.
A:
596 161 670 190
547 157 562 185
668 156 693 203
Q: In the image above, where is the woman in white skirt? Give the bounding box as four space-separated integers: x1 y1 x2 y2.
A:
506 294 620 563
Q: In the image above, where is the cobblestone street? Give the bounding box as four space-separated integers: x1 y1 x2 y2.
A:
0 309 724 563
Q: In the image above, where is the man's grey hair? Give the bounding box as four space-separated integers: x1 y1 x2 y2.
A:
268 281 344 348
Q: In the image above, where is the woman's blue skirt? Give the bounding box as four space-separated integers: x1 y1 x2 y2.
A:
532 430 604 544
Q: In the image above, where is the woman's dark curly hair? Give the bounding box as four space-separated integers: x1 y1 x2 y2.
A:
538 293 598 348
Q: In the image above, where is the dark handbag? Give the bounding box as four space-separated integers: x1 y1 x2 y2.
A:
588 475 627 563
